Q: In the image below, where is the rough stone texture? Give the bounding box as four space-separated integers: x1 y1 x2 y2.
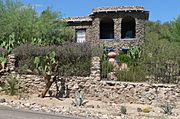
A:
65 6 149 48
18 75 180 106
92 6 145 13
15 56 180 106
7 54 16 72
4 55 180 106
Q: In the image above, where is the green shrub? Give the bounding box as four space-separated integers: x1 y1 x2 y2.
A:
120 106 127 114
128 46 141 61
2 75 19 96
116 54 131 64
101 60 114 78
115 65 147 82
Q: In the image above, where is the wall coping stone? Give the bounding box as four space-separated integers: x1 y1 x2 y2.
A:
100 80 178 87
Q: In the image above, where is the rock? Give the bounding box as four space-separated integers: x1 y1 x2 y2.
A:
137 107 142 112
97 105 100 108
101 114 109 119
72 83 79 90
86 105 94 108
24 103 31 107
0 98 6 103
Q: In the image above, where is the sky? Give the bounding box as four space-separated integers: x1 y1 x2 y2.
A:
22 0 180 23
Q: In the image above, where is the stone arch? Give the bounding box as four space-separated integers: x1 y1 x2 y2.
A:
100 17 114 39
121 16 136 39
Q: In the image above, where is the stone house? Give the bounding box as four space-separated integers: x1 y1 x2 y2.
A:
65 6 149 48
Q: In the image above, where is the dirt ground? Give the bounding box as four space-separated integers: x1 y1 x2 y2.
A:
0 94 180 119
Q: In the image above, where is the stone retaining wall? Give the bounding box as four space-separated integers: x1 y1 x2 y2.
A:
3 55 180 106
18 75 180 106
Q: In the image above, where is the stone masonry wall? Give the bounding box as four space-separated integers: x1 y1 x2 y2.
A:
67 12 147 48
18 74 180 106
91 12 146 47
4 56 178 106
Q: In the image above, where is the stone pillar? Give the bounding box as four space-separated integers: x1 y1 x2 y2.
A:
92 18 100 43
7 54 16 73
135 18 145 45
90 57 101 81
114 18 121 41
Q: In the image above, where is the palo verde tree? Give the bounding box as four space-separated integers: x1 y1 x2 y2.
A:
0 0 73 53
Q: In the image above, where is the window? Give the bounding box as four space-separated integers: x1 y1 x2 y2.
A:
76 29 86 43
121 16 136 39
100 17 114 39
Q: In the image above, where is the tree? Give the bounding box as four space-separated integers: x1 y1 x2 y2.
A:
0 0 74 53
168 15 180 43
142 20 180 83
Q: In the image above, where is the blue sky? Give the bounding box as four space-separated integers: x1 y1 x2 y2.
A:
22 0 180 23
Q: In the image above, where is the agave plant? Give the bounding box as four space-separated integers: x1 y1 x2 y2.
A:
162 102 173 115
74 90 84 106
2 75 19 96
120 106 127 114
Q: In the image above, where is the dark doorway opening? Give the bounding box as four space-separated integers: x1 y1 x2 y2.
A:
100 17 114 39
121 16 136 39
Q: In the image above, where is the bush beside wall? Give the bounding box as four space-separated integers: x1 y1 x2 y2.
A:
12 43 92 76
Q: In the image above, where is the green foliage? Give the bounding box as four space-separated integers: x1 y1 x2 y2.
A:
91 44 104 58
74 90 84 106
101 60 114 78
0 0 73 53
115 65 147 82
128 46 141 61
2 75 19 96
143 20 180 83
33 51 57 75
116 54 131 63
168 15 180 42
162 102 172 115
0 53 7 70
0 33 16 53
120 106 127 114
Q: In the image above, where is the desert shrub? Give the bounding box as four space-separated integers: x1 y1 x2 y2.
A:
0 48 7 55
116 54 131 64
2 75 19 96
91 43 104 58
12 43 92 76
101 60 114 78
115 65 147 82
120 106 127 114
